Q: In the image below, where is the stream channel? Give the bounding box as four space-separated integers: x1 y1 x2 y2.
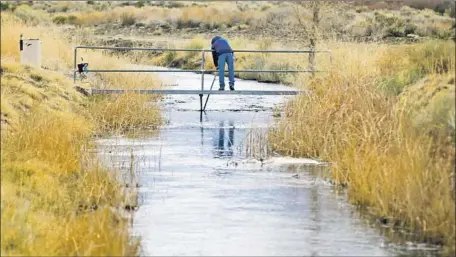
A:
96 68 442 256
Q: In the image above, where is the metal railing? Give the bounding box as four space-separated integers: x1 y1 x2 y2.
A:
73 46 331 82
73 45 331 112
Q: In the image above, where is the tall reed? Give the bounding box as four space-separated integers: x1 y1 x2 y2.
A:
269 40 455 253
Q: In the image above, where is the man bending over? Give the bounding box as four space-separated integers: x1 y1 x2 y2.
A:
211 36 235 91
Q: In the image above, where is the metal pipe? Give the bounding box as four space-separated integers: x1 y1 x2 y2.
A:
73 47 77 83
75 45 331 54
90 89 307 95
76 46 204 52
200 50 205 112
203 72 217 112
232 50 330 53
201 50 205 91
86 69 325 73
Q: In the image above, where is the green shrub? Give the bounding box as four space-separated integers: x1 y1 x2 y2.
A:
258 61 293 83
52 16 67 24
0 2 9 10
162 52 177 66
121 12 136 26
176 19 200 29
433 1 454 15
135 1 145 8
404 23 417 35
399 75 456 142
379 40 455 95
261 4 271 11
380 69 423 95
167 2 185 8
53 15 78 25
14 4 50 25
238 55 266 81
67 15 77 24
385 26 405 37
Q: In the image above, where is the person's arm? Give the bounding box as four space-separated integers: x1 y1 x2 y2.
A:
211 45 218 69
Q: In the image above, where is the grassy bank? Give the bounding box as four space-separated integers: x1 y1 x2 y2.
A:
1 12 162 255
1 64 138 255
269 40 455 253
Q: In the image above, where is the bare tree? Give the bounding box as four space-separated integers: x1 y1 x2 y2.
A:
292 0 334 73
309 0 320 73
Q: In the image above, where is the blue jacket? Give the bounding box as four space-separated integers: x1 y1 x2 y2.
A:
211 36 233 67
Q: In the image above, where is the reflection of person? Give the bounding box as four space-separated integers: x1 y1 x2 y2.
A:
214 121 235 158
211 36 235 91
227 120 234 155
217 121 225 154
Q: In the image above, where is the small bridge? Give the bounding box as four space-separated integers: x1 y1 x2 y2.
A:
73 46 331 112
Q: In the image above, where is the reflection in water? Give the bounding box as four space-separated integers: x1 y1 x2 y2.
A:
213 120 235 158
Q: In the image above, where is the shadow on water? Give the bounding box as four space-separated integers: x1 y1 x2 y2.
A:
95 68 444 256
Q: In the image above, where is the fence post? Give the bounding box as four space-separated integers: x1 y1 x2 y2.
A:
73 47 77 83
201 50 205 91
199 50 206 112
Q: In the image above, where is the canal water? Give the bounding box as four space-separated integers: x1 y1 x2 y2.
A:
96 69 441 256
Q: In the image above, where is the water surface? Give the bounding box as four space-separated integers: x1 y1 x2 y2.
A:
96 70 441 256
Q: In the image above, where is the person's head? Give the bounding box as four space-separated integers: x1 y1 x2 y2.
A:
211 35 222 45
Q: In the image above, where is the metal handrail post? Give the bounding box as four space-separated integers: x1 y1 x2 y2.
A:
199 50 205 112
73 47 77 83
310 47 315 77
201 50 205 91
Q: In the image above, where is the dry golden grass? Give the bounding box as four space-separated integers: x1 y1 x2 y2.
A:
0 61 85 128
48 3 265 30
87 93 161 134
1 106 138 256
0 62 140 254
269 40 455 253
0 59 143 256
61 6 148 26
80 53 163 133
1 11 162 256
